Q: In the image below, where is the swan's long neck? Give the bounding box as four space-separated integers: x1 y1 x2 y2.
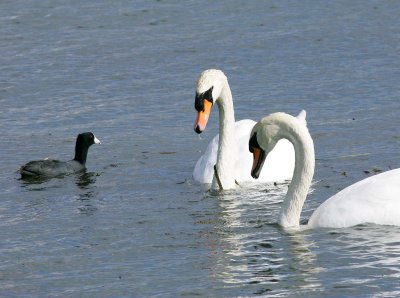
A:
278 122 315 228
212 82 236 190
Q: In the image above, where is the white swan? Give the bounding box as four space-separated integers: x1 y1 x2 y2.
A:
193 69 306 190
249 112 400 229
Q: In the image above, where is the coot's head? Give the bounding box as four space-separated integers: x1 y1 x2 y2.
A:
74 132 101 164
77 132 101 147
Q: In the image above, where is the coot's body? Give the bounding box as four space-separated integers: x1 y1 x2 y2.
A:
20 132 100 178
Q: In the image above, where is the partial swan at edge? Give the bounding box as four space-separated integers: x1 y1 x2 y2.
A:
249 112 400 229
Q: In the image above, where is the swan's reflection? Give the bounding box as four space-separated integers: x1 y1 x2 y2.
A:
196 182 323 294
197 179 400 296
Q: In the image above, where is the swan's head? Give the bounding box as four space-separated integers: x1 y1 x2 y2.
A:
249 113 293 178
194 69 228 134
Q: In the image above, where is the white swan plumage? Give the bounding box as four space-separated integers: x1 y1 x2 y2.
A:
192 69 306 190
249 112 400 229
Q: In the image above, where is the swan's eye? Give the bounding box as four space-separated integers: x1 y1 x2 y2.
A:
194 87 214 112
203 86 213 102
194 92 204 111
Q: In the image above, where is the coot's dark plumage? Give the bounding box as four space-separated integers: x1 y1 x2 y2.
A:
20 132 100 178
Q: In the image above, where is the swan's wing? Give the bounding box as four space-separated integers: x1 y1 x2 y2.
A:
308 169 400 228
193 134 218 183
232 120 257 182
296 110 307 127
193 119 255 184
250 110 304 182
234 119 296 183
193 116 300 184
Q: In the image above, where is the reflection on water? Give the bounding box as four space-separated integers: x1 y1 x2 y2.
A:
194 182 400 296
18 170 98 189
18 170 100 216
18 174 66 193
2 0 400 296
307 225 400 297
76 172 100 216
19 174 57 187
75 171 99 190
214 183 323 295
280 231 323 294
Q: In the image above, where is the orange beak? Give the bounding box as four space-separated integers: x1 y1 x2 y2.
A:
194 100 213 134
251 147 266 179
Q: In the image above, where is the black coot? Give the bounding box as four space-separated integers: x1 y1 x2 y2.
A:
20 132 101 178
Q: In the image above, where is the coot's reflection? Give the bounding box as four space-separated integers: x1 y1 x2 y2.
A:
19 175 53 186
75 171 99 190
75 172 100 216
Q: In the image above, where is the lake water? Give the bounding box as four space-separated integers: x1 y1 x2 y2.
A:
1 1 400 297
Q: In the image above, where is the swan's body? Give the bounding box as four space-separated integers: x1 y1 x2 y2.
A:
193 69 306 190
250 112 400 229
308 169 400 228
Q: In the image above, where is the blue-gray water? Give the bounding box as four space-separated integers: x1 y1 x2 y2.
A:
1 1 400 297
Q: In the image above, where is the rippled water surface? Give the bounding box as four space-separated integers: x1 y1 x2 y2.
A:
1 1 400 297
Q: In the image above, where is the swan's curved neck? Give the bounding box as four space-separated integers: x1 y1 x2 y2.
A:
278 123 315 228
212 82 236 190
